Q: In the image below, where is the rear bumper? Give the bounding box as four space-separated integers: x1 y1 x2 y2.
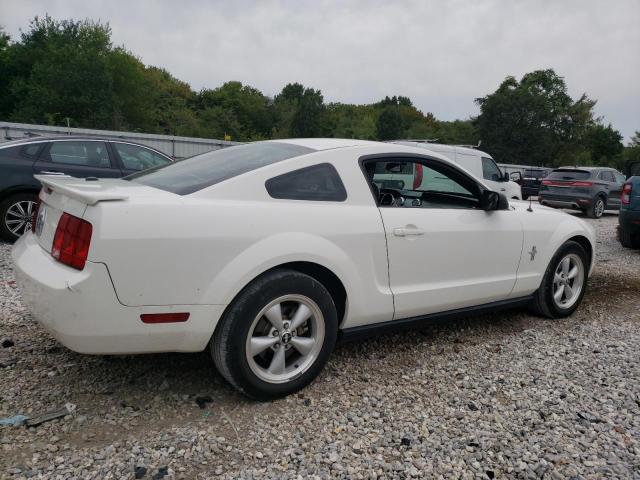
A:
539 196 591 210
12 233 225 354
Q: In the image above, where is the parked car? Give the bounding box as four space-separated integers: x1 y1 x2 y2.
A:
391 141 522 199
520 168 552 200
13 139 595 399
619 160 640 248
0 136 172 242
538 166 626 218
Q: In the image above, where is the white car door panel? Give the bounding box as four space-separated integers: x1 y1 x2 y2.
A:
380 208 523 319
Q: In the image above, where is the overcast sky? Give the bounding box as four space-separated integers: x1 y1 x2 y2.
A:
1 0 639 141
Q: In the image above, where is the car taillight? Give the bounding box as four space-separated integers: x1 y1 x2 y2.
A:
31 199 41 233
542 180 593 187
622 183 632 205
51 213 93 270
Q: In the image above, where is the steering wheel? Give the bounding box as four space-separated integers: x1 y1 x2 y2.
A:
379 188 405 207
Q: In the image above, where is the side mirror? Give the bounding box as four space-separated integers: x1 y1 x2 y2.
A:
502 172 510 182
482 190 509 211
509 172 522 183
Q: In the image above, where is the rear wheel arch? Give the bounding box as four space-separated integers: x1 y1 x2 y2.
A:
213 261 348 339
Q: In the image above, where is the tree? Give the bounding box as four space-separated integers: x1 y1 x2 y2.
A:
474 69 598 166
630 130 640 147
586 124 623 165
8 16 115 128
376 106 404 140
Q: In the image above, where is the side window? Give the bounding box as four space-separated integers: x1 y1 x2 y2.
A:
21 144 43 157
0 146 23 159
614 172 626 184
598 171 613 182
112 143 171 171
481 157 503 182
368 159 479 209
265 163 347 201
48 141 111 168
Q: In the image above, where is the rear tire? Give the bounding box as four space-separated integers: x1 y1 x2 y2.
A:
210 269 338 400
620 226 640 249
0 193 38 243
586 196 605 219
529 241 589 319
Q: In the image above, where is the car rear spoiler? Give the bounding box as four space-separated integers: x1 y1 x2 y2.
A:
34 175 129 205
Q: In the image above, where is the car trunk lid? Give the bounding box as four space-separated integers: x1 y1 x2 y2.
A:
33 175 163 253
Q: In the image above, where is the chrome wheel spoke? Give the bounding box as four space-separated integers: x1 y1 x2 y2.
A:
14 202 25 216
553 285 564 302
563 284 573 299
267 346 286 375
561 257 570 274
290 336 315 356
567 266 578 279
289 303 311 331
264 303 284 330
250 336 278 356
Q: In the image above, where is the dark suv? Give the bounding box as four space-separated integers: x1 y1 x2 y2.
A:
0 136 172 241
538 166 626 218
520 168 551 200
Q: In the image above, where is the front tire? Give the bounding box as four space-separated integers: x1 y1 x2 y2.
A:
530 241 589 318
0 193 38 243
210 269 338 400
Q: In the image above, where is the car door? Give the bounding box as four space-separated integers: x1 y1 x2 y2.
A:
33 140 123 178
367 156 523 319
110 142 172 175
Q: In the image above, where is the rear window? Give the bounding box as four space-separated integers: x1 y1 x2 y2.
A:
547 169 591 181
524 169 548 179
128 142 315 195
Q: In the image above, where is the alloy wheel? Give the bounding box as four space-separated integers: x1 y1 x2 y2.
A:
594 199 605 218
552 253 584 309
4 200 36 236
245 294 325 384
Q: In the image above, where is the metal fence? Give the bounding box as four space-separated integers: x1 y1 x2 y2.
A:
0 121 240 159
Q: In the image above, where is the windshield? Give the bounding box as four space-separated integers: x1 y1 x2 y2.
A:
547 169 591 181
127 142 315 195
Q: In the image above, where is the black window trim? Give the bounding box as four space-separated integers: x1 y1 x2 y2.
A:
265 162 348 202
358 152 487 208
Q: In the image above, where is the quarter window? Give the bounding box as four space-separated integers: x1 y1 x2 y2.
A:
598 171 615 182
266 163 347 201
48 141 111 168
112 143 171 171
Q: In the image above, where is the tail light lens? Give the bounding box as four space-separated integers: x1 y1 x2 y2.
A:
31 198 41 233
51 213 93 270
622 183 632 205
542 180 593 187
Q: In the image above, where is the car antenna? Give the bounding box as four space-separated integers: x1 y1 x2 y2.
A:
527 195 533 212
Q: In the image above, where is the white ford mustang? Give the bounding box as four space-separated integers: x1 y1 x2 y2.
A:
13 139 595 399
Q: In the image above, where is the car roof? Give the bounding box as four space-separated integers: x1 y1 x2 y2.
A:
555 166 612 171
0 135 157 149
390 141 493 159
268 138 380 151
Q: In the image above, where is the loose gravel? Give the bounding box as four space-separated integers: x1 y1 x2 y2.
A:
1 213 639 479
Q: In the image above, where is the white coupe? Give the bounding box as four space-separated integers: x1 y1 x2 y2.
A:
12 139 595 399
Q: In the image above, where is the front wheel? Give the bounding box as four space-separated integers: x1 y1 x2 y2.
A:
530 241 589 318
210 269 338 400
620 226 640 249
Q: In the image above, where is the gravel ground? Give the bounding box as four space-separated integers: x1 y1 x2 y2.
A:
1 213 639 479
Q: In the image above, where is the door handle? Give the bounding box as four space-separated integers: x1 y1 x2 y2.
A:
393 227 425 237
39 170 65 175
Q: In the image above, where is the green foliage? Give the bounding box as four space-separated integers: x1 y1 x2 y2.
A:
0 18 626 166
475 69 623 167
